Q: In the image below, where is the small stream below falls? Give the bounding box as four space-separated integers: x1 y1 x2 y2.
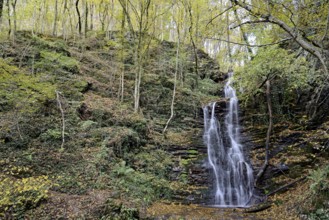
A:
146 202 269 220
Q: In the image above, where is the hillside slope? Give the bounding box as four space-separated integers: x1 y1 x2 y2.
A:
0 31 223 219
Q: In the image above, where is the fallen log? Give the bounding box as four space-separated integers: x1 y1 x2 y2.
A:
243 203 272 213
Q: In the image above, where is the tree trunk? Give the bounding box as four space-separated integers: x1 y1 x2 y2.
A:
56 91 65 150
0 0 4 23
76 0 82 36
61 0 68 39
255 80 272 186
186 2 199 89
12 0 17 36
226 5 232 66
90 3 94 30
163 27 180 134
233 8 253 56
53 0 58 36
119 0 126 102
84 0 88 38
134 31 143 112
6 0 11 38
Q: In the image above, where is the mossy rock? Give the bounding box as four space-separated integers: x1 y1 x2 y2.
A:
35 50 79 74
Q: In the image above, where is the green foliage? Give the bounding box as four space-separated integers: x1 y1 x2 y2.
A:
307 208 329 220
101 199 139 220
237 45 309 96
80 120 98 131
132 149 174 178
198 78 221 96
106 127 141 159
0 174 52 218
236 45 310 119
113 161 135 177
40 129 66 141
308 165 329 207
303 165 329 219
111 160 173 203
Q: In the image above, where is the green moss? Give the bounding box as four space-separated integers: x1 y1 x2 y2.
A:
36 50 79 74
0 59 56 108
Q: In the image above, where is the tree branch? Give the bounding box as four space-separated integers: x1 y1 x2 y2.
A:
230 0 328 75
230 19 269 30
206 6 233 27
204 36 292 47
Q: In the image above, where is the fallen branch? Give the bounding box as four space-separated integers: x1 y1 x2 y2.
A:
266 176 306 197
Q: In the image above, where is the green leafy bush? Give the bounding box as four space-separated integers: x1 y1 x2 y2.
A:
40 129 68 142
80 120 98 131
100 199 139 220
309 165 329 203
111 161 172 203
307 208 329 220
132 149 174 178
306 165 329 219
0 174 52 218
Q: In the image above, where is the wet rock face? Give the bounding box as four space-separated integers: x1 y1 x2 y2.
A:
165 130 212 204
168 99 259 205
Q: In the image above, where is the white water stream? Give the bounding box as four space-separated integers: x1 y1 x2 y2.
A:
203 72 254 207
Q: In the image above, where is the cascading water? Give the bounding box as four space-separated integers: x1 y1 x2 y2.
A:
203 71 254 207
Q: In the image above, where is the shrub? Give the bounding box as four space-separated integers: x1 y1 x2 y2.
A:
305 165 329 219
0 175 52 218
111 161 172 203
100 199 139 220
308 165 329 206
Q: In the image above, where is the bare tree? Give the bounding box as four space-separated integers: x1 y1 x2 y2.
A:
163 17 180 134
56 91 66 150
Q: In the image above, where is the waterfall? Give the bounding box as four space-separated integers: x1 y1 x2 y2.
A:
203 71 254 207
